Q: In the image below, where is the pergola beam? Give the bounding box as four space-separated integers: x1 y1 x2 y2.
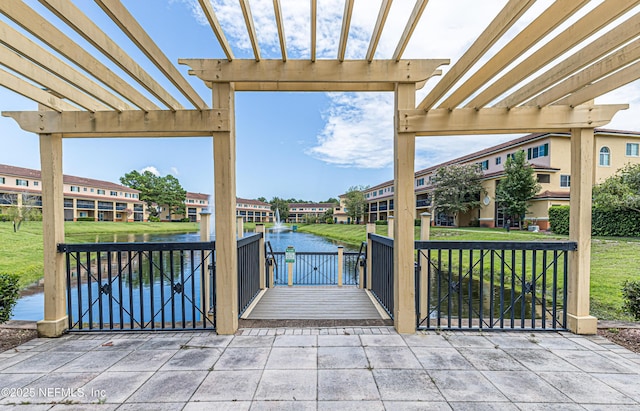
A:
2 110 229 137
239 0 261 62
0 69 77 112
400 104 628 135
438 0 589 110
181 59 449 85
95 0 208 110
366 0 392 62
497 12 640 109
526 39 640 107
273 0 287 62
0 0 159 111
198 0 234 61
0 47 109 112
311 0 317 62
555 61 640 108
338 0 354 62
466 0 637 109
392 0 428 62
40 0 184 111
418 0 534 110
0 21 131 112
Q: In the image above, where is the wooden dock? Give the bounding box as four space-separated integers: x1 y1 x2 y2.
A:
244 287 389 320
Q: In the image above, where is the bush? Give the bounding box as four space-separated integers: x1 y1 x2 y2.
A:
375 220 388 225
548 205 570 235
622 280 640 320
549 205 640 237
76 217 95 222
0 273 20 324
148 215 160 222
0 214 10 222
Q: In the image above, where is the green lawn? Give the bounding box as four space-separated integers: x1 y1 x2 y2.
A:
298 224 639 321
0 221 198 289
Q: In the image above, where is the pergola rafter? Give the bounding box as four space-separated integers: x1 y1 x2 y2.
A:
1 0 639 337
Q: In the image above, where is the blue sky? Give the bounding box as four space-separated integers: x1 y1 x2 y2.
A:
1 0 639 201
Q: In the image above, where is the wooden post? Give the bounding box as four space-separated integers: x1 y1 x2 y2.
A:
387 216 394 239
337 246 344 287
256 224 266 289
268 261 275 288
236 216 244 238
419 212 431 322
213 82 238 335
200 211 213 321
287 261 293 287
567 128 598 334
393 82 417 333
358 260 365 289
366 223 375 290
37 131 67 337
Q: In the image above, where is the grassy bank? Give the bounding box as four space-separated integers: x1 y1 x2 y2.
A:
297 224 639 321
0 221 198 289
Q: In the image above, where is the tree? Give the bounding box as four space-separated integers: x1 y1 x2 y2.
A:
432 164 485 224
120 170 186 220
256 196 267 203
495 150 541 227
324 197 339 204
593 163 640 213
2 193 42 232
344 185 368 224
269 197 289 221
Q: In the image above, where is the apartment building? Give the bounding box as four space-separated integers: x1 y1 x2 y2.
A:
365 129 640 230
158 192 210 222
0 164 146 222
287 202 335 223
236 198 273 223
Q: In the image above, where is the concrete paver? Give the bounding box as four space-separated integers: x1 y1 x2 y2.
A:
0 326 638 409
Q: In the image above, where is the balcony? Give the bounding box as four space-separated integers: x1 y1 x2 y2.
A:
416 199 431 208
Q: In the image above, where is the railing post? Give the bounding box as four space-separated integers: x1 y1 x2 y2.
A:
236 216 244 239
256 224 266 289
337 246 344 287
200 210 213 321
419 212 431 321
268 260 275 288
287 261 293 287
366 223 375 290
387 216 394 239
358 245 365 289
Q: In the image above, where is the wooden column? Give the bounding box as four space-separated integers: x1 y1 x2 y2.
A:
567 128 598 334
236 216 244 238
387 216 394 239
393 82 417 333
37 132 67 337
213 83 238 335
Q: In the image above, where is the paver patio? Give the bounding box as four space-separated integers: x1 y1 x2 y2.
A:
1 327 640 410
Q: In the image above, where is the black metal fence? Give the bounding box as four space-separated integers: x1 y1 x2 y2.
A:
369 234 394 318
237 233 262 316
60 241 216 332
269 249 361 286
415 240 576 331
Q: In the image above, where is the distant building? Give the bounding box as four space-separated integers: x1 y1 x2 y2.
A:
0 164 146 222
332 195 351 224
236 197 273 222
287 202 335 223
158 192 209 222
364 129 640 230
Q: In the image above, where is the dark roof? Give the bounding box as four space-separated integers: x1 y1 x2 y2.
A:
237 197 270 206
533 190 570 200
0 164 139 193
187 192 209 200
289 202 335 208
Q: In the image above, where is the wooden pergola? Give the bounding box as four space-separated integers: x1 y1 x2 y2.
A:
1 0 639 336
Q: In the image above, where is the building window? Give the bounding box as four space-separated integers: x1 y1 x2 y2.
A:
599 147 610 166
495 157 501 165
70 186 80 192
97 189 105 195
83 187 87 191
110 191 118 196
560 175 570 188
477 160 489 170
0 177 4 184
90 188 94 192
34 181 39 186
16 179 28 187
537 174 550 183
417 178 424 186
627 143 639 157
378 189 383 195
527 143 549 160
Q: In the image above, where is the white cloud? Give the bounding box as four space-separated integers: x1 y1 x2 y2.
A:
170 167 180 175
141 166 161 176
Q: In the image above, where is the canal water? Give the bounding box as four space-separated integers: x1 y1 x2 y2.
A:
11 228 356 321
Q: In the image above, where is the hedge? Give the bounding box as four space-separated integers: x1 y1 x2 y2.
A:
76 217 96 222
0 273 20 324
549 205 640 237
0 214 10 222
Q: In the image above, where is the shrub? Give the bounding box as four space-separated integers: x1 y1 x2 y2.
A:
375 220 388 225
148 216 160 222
0 273 20 324
622 280 640 320
76 217 95 222
548 205 569 235
0 214 10 222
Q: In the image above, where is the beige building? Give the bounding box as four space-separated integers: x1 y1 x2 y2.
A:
236 197 273 223
366 129 640 230
287 202 335 223
158 192 209 222
0 164 146 222
332 195 351 224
